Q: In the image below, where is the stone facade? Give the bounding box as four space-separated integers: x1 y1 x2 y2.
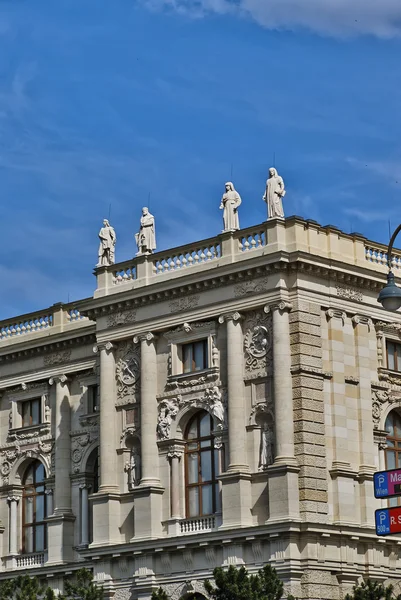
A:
0 217 400 598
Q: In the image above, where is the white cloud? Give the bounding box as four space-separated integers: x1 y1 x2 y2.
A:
143 0 401 38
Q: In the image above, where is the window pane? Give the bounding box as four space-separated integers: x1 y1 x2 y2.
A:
387 451 396 470
395 413 401 438
183 345 193 373
200 413 211 438
35 525 45 552
35 462 45 483
386 414 395 436
215 483 221 512
24 527 33 554
22 402 30 427
387 440 395 448
194 342 206 371
24 466 34 485
31 400 40 425
25 497 34 524
187 420 197 440
188 488 199 517
214 451 220 476
201 450 212 482
187 454 198 484
36 495 44 521
388 343 396 370
202 485 213 515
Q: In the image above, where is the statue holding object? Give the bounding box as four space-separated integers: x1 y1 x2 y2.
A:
97 219 116 266
220 181 241 232
135 207 156 255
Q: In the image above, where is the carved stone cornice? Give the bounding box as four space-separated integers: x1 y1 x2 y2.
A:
264 301 292 315
0 333 96 363
218 311 242 324
375 321 401 339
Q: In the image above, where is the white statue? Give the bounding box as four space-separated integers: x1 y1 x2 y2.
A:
206 386 225 423
220 182 241 232
135 207 156 255
97 219 116 266
125 449 141 489
263 168 286 219
259 423 274 470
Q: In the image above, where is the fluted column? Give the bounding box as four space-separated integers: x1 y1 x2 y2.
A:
218 311 249 472
49 375 72 514
96 342 118 492
265 301 295 463
80 484 90 545
7 496 19 554
134 332 159 486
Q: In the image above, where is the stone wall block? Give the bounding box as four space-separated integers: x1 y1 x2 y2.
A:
299 476 328 491
292 376 324 391
294 420 325 434
294 432 326 445
290 332 322 347
293 390 324 404
299 489 328 502
289 312 321 326
293 409 325 424
296 443 327 457
299 465 328 478
291 343 323 358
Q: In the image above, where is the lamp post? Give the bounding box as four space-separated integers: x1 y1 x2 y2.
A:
378 224 401 311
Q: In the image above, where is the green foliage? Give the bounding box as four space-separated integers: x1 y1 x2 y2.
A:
0 574 56 600
151 588 170 600
345 580 401 600
204 564 286 600
63 569 103 600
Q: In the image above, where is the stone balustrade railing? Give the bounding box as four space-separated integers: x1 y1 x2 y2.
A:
153 236 221 275
180 515 216 535
0 300 92 344
16 552 45 569
365 243 401 271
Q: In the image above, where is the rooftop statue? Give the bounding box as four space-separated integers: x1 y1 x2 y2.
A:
97 219 116 266
135 207 156 255
263 167 286 219
220 181 241 232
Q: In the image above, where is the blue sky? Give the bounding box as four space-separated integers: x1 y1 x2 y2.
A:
0 0 400 319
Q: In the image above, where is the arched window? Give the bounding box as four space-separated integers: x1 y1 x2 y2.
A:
385 411 401 506
185 411 221 517
22 461 47 553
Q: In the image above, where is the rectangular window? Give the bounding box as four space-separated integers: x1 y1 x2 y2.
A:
88 385 99 414
21 399 41 427
387 341 401 371
182 340 208 374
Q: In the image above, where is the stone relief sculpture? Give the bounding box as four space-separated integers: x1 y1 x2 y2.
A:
135 207 156 255
244 311 273 378
97 219 116 266
220 182 241 232
263 167 286 219
116 343 140 404
157 399 179 440
259 423 274 470
206 386 225 423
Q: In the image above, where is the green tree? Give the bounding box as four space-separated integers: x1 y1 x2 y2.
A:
0 574 56 600
151 588 170 600
63 569 103 600
345 580 401 600
204 564 288 600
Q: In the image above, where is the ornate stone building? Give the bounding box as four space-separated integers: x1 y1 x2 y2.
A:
0 216 400 599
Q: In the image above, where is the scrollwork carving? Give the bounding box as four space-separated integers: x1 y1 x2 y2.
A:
44 350 71 367
107 310 136 328
372 389 391 429
116 342 140 402
244 311 272 377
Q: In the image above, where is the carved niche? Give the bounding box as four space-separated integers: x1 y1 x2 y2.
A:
243 311 272 379
116 342 140 405
71 429 98 474
249 402 275 470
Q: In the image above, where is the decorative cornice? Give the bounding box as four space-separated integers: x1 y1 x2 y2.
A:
0 333 96 362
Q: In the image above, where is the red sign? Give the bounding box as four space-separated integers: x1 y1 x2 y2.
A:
376 506 401 535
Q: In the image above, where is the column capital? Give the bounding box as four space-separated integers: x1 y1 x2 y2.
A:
218 311 242 324
7 496 20 504
79 483 91 490
45 489 54 496
264 301 292 315
133 331 157 344
48 374 68 386
167 445 184 460
93 341 114 354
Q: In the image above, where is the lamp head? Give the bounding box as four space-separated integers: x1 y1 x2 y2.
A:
378 271 401 311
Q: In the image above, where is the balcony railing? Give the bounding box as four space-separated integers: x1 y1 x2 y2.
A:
16 552 46 569
180 515 216 535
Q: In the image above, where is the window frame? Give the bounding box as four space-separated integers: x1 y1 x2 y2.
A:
165 322 217 378
182 339 209 374
9 387 48 431
387 341 401 372
22 461 48 554
21 398 42 428
184 411 221 518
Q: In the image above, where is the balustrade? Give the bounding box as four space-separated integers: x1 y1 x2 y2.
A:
153 240 221 275
16 552 45 569
237 228 266 252
180 516 216 534
66 308 88 322
365 244 401 270
113 262 137 285
0 313 52 339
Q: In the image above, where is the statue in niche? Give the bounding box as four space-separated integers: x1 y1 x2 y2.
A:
206 386 225 423
124 448 141 489
220 182 241 232
135 207 156 255
97 219 116 266
259 422 274 470
263 167 286 219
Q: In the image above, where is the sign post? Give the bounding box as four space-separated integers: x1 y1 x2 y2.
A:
374 468 401 536
375 507 401 536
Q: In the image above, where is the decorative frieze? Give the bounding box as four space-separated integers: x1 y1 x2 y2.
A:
234 278 270 298
107 310 136 328
43 350 71 367
336 285 363 302
243 310 272 378
169 295 200 312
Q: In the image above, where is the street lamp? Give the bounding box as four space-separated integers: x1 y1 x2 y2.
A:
378 224 401 311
